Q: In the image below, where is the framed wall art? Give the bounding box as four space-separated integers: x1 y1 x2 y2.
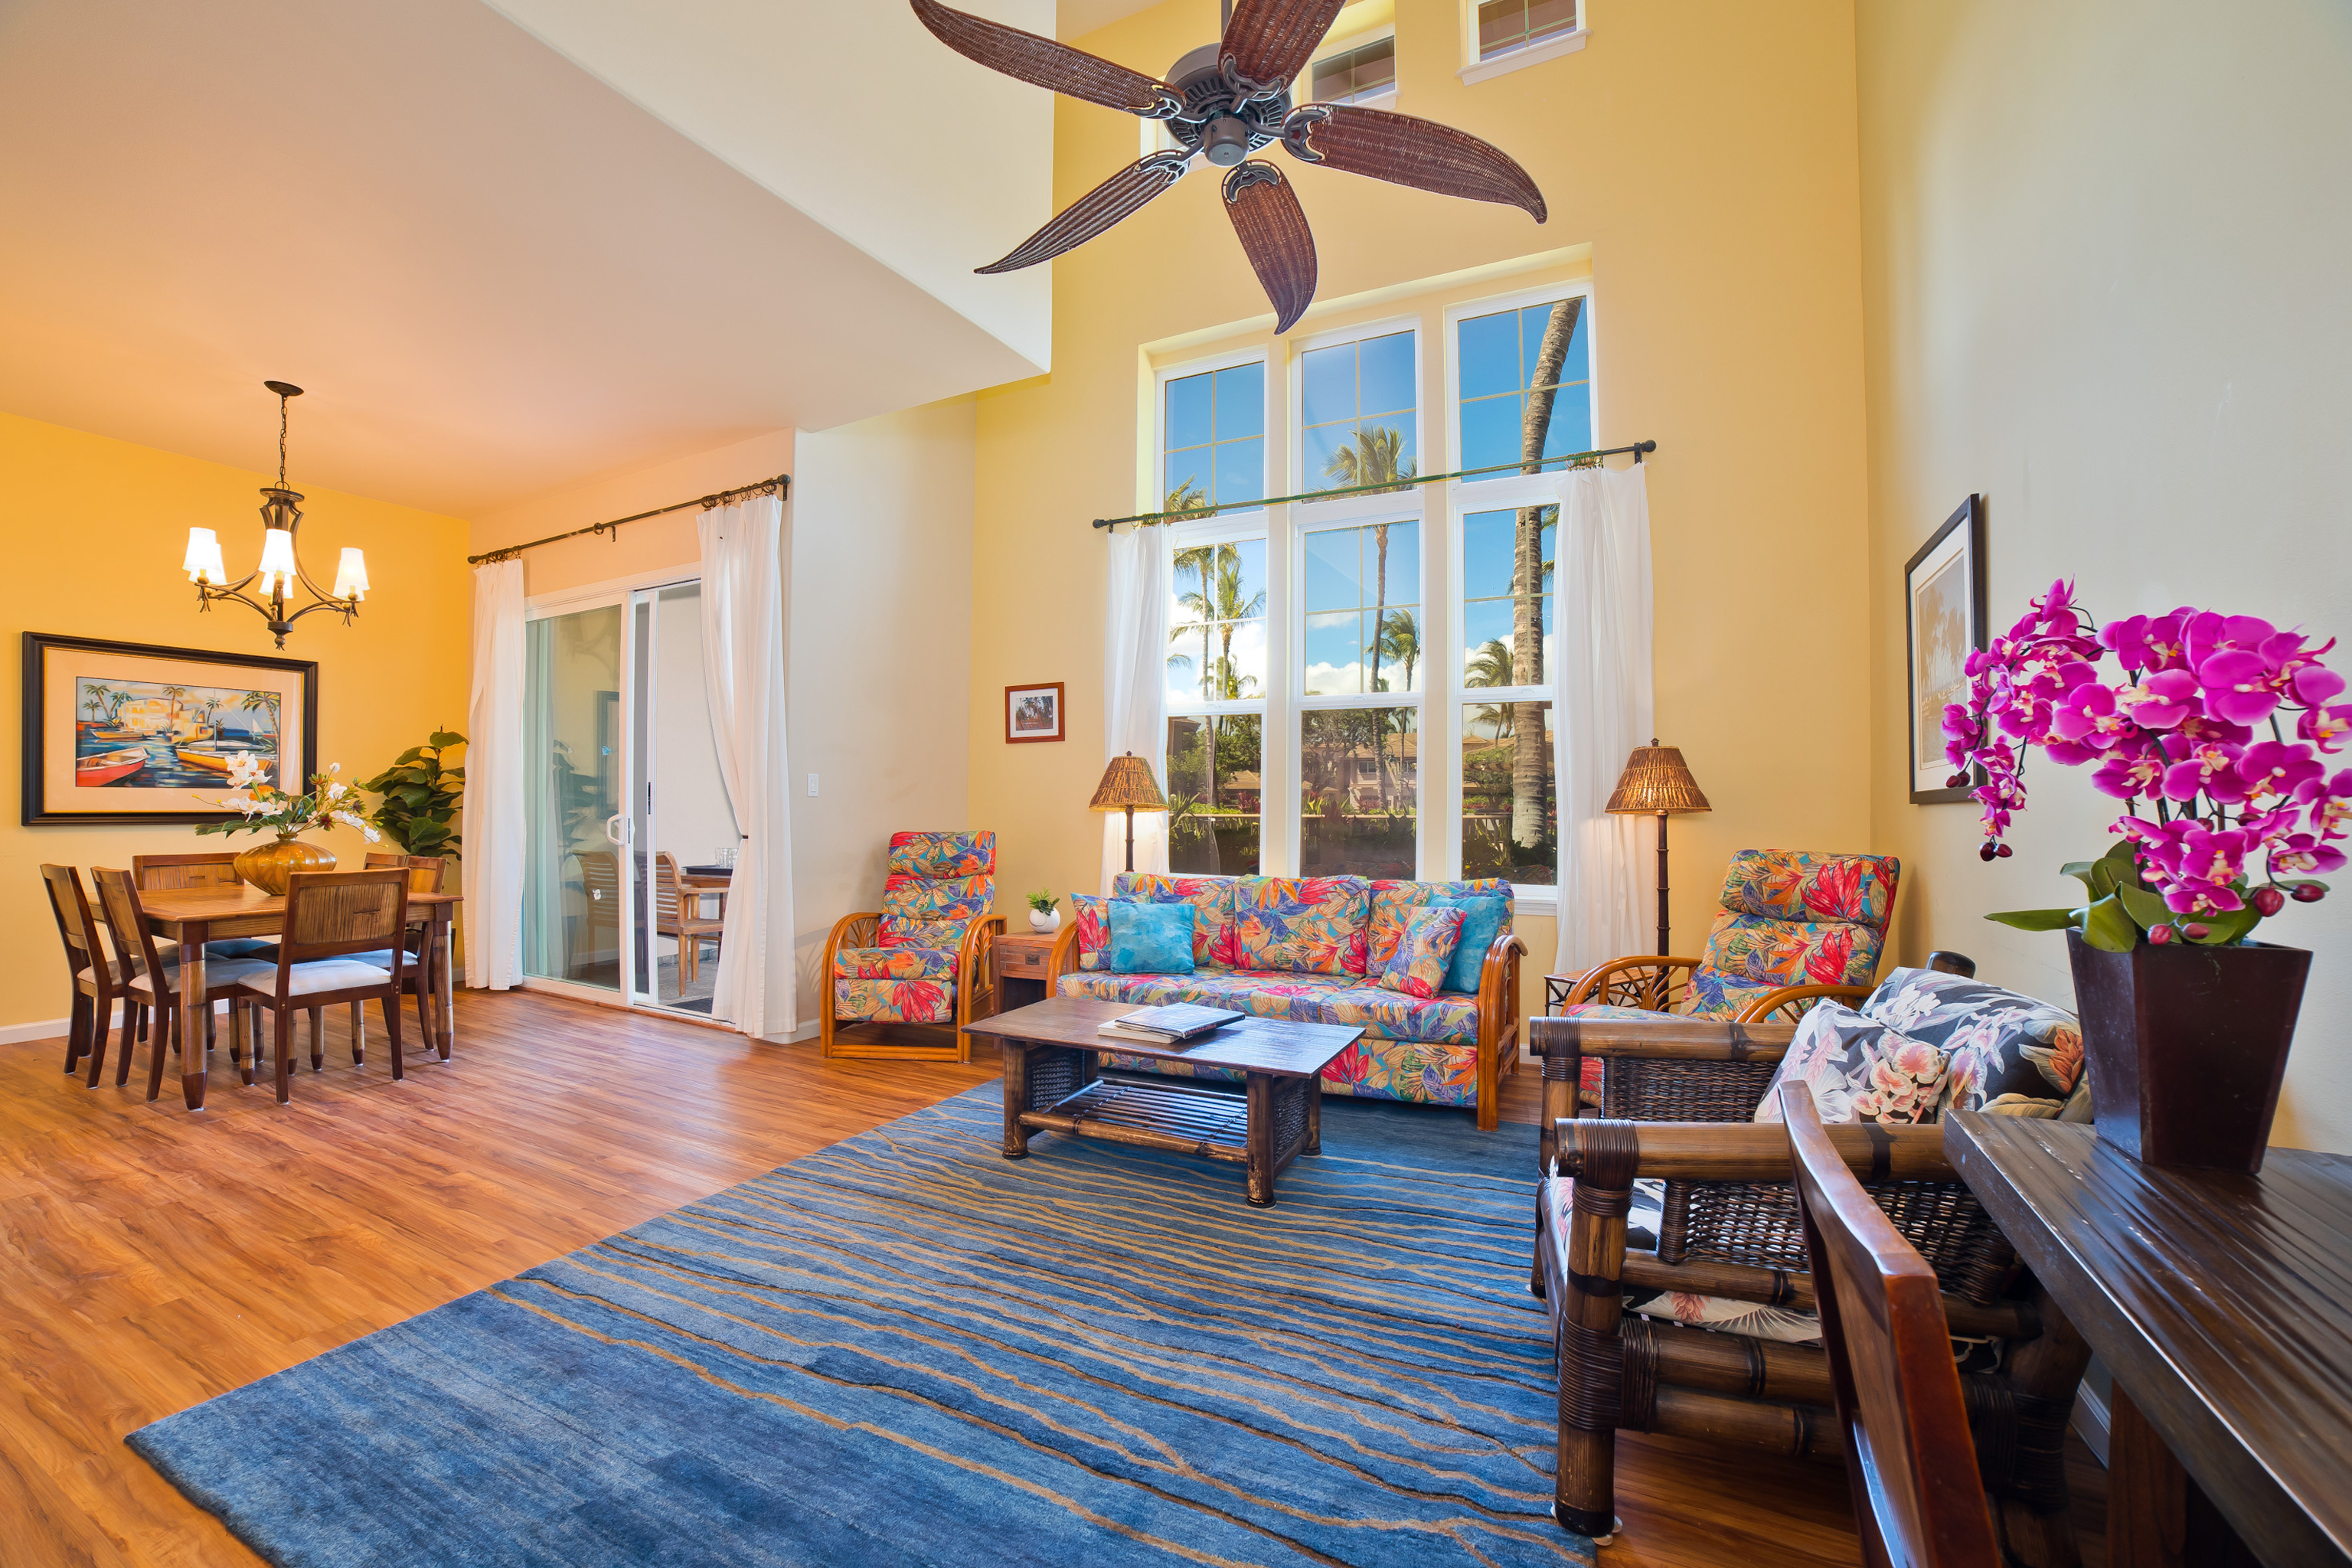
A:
1004 681 1065 744
21 632 318 825
1904 495 1987 804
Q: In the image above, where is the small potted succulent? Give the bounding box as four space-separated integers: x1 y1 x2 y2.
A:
1025 887 1061 934
1942 583 2344 1172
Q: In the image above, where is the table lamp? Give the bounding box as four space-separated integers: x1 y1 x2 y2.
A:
1605 740 1711 956
1089 751 1168 874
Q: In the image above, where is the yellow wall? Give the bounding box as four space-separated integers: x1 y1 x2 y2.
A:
969 0 1874 1018
3 410 472 1032
1857 0 2352 1151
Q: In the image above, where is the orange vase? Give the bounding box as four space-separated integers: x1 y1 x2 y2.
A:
233 835 337 896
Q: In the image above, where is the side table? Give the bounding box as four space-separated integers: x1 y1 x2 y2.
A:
992 931 1060 1014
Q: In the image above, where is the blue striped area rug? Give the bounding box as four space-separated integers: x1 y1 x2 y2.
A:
129 1086 1588 1567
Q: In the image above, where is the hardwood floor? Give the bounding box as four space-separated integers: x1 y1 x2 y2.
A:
1 998 2102 1566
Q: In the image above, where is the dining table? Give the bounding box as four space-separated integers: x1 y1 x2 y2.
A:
136 884 462 1110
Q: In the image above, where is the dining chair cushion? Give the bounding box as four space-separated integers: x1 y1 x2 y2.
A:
155 938 280 962
75 958 130 986
237 959 395 998
345 949 423 976
126 957 276 995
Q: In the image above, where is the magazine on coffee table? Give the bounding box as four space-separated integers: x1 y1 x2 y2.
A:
1096 1003 1246 1046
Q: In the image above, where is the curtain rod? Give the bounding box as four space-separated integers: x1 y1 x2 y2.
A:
1092 441 1655 530
467 472 791 564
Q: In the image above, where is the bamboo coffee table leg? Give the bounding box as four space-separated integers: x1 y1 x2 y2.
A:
1001 1040 1031 1159
1305 1075 1322 1155
179 920 210 1110
1245 1072 1276 1207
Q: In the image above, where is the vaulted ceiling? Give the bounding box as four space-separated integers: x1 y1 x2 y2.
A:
0 0 1054 515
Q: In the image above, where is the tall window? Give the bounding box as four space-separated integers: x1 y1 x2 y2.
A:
1164 361 1266 514
1474 0 1579 63
1300 514 1421 877
1165 534 1267 875
1300 329 1416 496
1456 296 1590 474
1459 506 1557 884
1309 33 1396 105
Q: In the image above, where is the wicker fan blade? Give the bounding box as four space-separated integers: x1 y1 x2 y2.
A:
1222 162 1317 333
910 0 1179 117
977 152 1194 273
1221 0 1348 90
1284 103 1547 221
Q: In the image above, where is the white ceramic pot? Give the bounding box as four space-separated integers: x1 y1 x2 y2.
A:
1028 906 1062 933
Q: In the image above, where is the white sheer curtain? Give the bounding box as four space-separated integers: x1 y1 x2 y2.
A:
1100 522 1171 892
460 558 526 989
697 490 795 1039
1553 463 1655 975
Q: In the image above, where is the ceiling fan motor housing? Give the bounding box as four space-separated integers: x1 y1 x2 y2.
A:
1164 41 1289 167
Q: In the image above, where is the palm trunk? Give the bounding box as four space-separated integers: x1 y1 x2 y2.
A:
1511 299 1580 851
1370 522 1392 812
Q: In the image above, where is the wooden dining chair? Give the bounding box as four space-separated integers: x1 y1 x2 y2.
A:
654 851 724 985
89 867 276 1099
1780 1083 2003 1567
237 869 411 1105
353 852 450 1060
130 851 278 960
41 864 136 1086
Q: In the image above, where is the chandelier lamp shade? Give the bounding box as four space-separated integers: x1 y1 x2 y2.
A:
1604 740 1711 957
1089 751 1168 874
182 381 369 648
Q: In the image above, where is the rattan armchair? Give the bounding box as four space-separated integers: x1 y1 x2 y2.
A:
1528 1011 2088 1567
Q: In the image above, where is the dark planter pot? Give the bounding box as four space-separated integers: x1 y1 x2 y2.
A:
2066 930 2311 1175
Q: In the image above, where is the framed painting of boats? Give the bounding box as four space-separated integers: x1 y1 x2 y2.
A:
21 632 317 825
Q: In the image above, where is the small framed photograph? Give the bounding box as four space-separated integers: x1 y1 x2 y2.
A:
1905 495 1987 804
1004 681 1064 744
21 632 318 825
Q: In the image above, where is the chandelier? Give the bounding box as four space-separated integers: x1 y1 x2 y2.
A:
181 381 369 648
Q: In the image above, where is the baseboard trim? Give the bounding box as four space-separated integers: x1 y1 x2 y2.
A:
2073 1378 2112 1466
2 999 244 1047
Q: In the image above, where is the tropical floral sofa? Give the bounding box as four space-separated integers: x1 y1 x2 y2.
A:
820 831 1001 1061
1047 872 1526 1131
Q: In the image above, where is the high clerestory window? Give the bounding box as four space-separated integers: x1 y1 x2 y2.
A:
1473 0 1579 64
1309 32 1396 106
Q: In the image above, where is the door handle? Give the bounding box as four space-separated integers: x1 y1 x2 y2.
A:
605 813 628 845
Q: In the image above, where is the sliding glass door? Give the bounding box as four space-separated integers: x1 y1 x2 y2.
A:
524 579 738 1014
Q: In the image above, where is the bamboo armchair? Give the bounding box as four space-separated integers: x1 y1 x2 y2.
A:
818 911 1002 1063
1554 957 1871 1024
1529 1012 2088 1566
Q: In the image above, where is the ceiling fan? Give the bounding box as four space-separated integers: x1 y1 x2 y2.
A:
910 0 1547 332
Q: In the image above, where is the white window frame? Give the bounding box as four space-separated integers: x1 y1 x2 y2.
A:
1302 23 1399 109
1439 279 1594 909
1459 0 1587 87
1154 346 1272 518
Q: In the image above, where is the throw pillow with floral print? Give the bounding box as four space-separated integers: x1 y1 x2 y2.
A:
1754 1002 1950 1125
1860 967 2089 1119
1375 906 1465 999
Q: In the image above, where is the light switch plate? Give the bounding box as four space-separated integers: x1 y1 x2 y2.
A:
806 773 819 797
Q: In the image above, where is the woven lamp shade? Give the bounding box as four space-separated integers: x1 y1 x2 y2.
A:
1089 753 1168 812
1606 742 1710 815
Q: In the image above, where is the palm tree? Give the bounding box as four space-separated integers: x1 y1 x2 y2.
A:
1367 609 1419 694
81 684 113 726
1165 481 1216 700
1511 299 1580 851
1325 426 1416 804
239 689 280 742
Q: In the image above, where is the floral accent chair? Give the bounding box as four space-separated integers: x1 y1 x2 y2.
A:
1550 849 1901 1103
820 831 1002 1063
1050 874 1527 1132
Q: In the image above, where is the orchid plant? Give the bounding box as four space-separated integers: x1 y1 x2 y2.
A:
193 756 384 846
1942 583 2347 951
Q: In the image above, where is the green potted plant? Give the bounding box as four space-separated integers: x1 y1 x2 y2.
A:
1025 886 1061 934
361 730 466 860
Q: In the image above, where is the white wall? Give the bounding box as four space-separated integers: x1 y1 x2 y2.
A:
786 399 980 1034
1860 0 2352 1150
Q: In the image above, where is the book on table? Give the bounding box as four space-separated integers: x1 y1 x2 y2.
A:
1096 1003 1246 1046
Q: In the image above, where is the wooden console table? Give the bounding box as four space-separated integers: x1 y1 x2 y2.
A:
1948 1113 2352 1566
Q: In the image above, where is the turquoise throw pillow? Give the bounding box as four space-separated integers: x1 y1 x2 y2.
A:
1432 897 1508 995
1108 901 1195 974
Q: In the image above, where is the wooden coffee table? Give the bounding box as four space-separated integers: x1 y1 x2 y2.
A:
964 997 1363 1207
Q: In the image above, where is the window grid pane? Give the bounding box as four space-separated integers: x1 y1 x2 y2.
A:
1300 520 1421 696
1478 0 1578 60
1301 707 1417 877
1311 35 1396 105
1460 504 1557 684
1461 701 1555 884
1168 538 1269 706
1455 299 1591 474
1163 362 1266 511
1168 713 1263 875
1302 331 1416 497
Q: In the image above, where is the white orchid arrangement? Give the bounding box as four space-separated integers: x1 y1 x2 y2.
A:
194 758 383 844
